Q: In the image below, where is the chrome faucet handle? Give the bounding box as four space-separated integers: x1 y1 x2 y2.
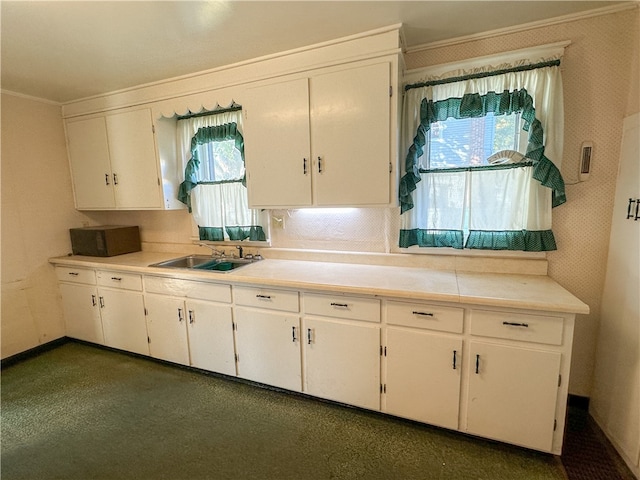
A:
198 243 225 257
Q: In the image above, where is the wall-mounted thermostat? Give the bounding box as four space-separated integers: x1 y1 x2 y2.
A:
579 141 593 181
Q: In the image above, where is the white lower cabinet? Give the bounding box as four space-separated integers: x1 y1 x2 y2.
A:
144 294 190 365
384 327 462 429
303 292 381 410
465 341 561 452
234 285 302 391
58 281 104 344
234 308 302 391
143 276 235 375
97 272 148 356
185 299 235 376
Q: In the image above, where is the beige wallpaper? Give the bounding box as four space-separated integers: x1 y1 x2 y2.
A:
403 8 639 396
60 8 638 396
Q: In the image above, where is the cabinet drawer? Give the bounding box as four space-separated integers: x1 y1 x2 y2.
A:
55 266 96 284
234 286 299 312
304 292 380 323
144 276 231 303
470 309 564 346
386 301 463 333
97 270 142 291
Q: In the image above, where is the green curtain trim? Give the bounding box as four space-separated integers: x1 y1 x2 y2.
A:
399 229 464 249
178 122 245 212
399 88 566 213
404 60 561 91
465 230 557 251
199 226 266 242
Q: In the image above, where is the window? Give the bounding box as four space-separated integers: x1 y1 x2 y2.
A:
400 51 566 252
177 108 267 242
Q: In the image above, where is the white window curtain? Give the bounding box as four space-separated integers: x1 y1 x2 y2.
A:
177 109 267 241
400 48 565 251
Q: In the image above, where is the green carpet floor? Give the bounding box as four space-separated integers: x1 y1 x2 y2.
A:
1 342 566 480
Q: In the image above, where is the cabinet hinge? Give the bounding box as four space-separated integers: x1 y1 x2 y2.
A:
152 124 155 134
389 162 392 173
147 336 151 344
558 374 562 387
389 86 393 97
380 345 383 356
235 353 239 362
384 346 387 356
157 178 161 186
554 419 557 431
144 308 148 316
232 322 236 331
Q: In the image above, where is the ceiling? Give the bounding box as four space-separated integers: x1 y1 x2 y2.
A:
0 1 626 104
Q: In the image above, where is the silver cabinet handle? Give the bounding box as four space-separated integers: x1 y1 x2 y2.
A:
105 173 110 186
317 156 323 173
412 311 434 317
178 308 184 322
502 321 529 328
188 310 195 324
307 328 312 345
303 158 308 175
99 296 105 308
452 350 457 370
111 277 122 282
292 326 297 342
91 295 97 307
256 294 271 299
68 272 79 277
113 173 119 185
330 302 349 308
475 354 480 374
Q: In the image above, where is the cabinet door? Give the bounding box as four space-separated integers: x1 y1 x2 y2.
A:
310 62 390 206
59 283 104 344
186 299 235 376
65 116 115 209
244 78 312 208
234 307 302 391
99 288 149 356
144 294 189 365
106 109 162 209
385 328 461 429
466 341 561 452
304 317 380 410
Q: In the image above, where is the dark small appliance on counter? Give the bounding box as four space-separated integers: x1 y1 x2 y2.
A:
70 225 141 257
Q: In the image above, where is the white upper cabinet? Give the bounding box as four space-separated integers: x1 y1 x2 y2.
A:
244 61 394 208
65 108 165 210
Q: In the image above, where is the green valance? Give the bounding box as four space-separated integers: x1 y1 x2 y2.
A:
198 226 266 242
399 229 464 249
465 230 557 251
399 89 566 214
178 122 245 212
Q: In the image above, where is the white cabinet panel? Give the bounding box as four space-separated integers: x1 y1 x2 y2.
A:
304 317 380 410
144 294 190 365
235 307 302 391
186 299 235 376
99 288 148 356
65 116 115 209
106 109 163 209
465 341 561 452
244 78 312 207
311 62 390 206
385 327 461 429
59 282 103 344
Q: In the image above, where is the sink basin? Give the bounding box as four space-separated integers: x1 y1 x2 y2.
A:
149 255 254 273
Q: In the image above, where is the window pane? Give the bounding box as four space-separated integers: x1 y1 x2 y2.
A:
196 140 244 182
428 113 520 169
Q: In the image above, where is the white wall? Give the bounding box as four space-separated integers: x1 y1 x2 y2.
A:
1 92 90 358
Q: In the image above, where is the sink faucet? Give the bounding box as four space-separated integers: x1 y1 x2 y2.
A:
199 243 225 257
236 245 243 258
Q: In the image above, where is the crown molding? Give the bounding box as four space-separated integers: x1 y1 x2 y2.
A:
1 89 62 106
405 3 637 54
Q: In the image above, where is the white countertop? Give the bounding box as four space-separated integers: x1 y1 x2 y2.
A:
49 251 590 315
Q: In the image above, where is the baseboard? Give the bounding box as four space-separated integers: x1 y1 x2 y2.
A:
567 394 590 410
1 337 70 369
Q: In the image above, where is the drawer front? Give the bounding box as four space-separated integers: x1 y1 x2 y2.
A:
97 270 142 291
55 266 96 285
144 276 231 303
234 286 299 312
386 300 463 333
470 309 564 345
304 292 380 323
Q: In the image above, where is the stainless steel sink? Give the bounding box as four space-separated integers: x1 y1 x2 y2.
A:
149 255 254 273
